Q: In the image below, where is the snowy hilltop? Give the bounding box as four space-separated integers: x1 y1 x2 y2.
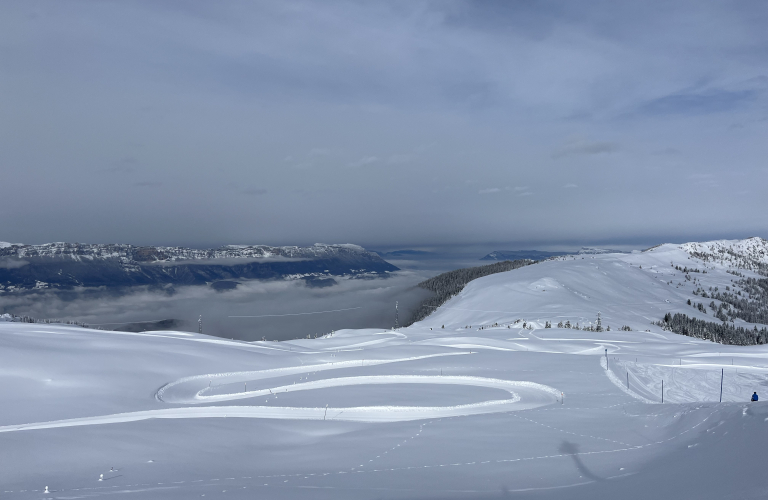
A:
0 241 398 291
1 236 767 499
425 238 768 342
678 237 768 272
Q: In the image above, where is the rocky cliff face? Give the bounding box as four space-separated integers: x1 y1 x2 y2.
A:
0 242 398 292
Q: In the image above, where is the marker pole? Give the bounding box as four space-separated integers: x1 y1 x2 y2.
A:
719 369 724 403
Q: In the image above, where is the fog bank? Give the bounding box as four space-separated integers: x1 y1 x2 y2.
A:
0 273 434 341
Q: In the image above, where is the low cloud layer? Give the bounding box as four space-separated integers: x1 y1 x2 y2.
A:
0 273 433 341
0 258 29 269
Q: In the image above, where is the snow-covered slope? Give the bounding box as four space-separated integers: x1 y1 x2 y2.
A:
679 236 768 272
426 240 767 331
1 238 767 499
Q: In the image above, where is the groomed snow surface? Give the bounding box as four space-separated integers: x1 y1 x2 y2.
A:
1 241 768 499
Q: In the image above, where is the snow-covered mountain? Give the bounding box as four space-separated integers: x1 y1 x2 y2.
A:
0 241 375 262
1 237 767 499
576 246 627 255
427 237 767 338
678 236 768 272
0 242 398 291
480 247 627 261
480 249 568 261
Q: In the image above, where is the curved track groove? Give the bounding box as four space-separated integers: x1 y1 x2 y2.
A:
0 376 559 432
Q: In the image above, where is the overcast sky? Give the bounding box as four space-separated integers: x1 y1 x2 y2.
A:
1 1 766 251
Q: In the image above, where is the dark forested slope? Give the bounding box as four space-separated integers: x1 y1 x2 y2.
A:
406 260 534 325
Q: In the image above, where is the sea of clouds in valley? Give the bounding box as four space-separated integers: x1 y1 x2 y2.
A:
0 272 433 341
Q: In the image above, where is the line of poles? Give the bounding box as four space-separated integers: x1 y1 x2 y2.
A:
610 354 730 404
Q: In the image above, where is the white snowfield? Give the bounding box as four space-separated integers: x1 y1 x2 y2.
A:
1 238 768 499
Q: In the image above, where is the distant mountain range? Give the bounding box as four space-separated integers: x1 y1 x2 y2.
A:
480 247 627 261
0 242 398 292
373 249 435 259
480 250 568 261
576 247 627 255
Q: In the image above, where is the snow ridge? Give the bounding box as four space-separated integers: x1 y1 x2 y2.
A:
677 237 768 271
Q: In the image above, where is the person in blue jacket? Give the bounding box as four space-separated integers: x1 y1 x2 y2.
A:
751 392 758 402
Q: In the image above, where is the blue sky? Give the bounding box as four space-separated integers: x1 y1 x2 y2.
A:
1 0 766 250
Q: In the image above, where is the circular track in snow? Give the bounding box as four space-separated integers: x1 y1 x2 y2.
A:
0 375 559 432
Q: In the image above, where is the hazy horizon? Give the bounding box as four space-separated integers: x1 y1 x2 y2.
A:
3 232 765 253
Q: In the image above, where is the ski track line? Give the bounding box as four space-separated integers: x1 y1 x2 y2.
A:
509 412 635 447
0 377 560 433
156 352 469 403
529 402 633 412
6 407 720 497
20 326 292 351
350 420 438 473
194 375 554 405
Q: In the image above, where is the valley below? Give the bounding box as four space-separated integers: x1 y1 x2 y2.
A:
1 238 768 499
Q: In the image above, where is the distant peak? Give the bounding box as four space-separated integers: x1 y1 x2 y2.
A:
480 250 568 261
678 237 768 267
313 243 366 251
576 247 626 255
